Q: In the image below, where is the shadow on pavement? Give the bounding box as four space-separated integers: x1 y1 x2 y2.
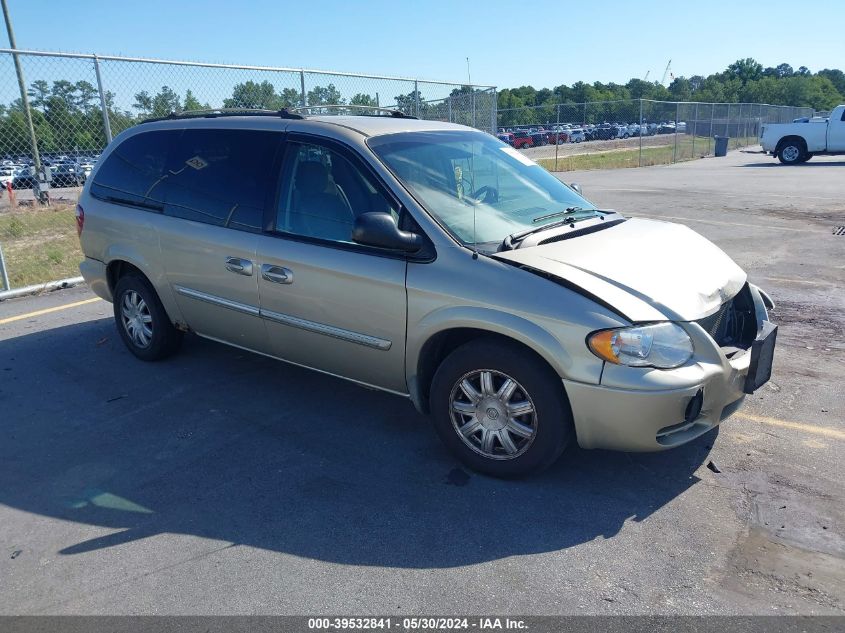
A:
1 318 715 569
740 161 845 168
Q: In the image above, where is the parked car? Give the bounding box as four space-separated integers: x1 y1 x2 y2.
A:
614 124 630 139
568 128 586 143
50 163 84 188
11 166 36 189
761 104 845 163
77 111 777 478
497 132 514 146
529 131 548 147
549 130 569 144
592 123 617 140
512 130 534 149
0 166 15 188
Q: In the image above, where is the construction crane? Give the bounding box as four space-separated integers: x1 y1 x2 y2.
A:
643 70 650 81
660 59 673 86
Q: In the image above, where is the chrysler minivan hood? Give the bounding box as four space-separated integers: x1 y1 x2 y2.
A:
493 217 747 322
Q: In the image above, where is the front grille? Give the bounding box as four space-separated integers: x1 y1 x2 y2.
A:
696 302 731 341
693 283 756 350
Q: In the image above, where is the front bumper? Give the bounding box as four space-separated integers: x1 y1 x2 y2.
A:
564 356 747 451
565 285 773 452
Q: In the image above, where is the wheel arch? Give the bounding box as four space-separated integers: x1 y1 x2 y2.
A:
105 251 185 327
408 309 573 414
775 135 807 154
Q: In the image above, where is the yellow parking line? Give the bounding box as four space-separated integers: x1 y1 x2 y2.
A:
0 297 102 325
735 411 845 440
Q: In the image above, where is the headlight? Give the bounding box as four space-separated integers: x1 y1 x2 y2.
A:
587 322 693 369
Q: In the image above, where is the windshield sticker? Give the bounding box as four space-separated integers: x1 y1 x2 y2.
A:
454 165 464 200
500 146 537 166
185 156 209 170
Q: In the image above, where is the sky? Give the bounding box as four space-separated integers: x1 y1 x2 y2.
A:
2 0 844 90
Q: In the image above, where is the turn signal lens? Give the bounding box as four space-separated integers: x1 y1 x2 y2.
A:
588 323 693 369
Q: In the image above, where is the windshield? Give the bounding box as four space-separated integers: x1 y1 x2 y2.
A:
367 130 597 250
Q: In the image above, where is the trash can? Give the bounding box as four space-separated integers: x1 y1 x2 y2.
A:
714 135 729 157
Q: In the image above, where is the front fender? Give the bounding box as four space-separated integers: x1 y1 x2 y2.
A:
406 305 589 412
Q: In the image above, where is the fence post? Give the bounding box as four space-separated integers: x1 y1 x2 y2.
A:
414 80 420 117
447 97 452 123
638 99 643 167
673 101 679 163
708 104 714 155
471 89 476 128
93 54 112 145
725 103 731 140
490 88 497 134
299 70 306 107
692 102 698 157
2 7 41 177
0 241 9 291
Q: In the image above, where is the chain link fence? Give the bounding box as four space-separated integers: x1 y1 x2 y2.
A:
0 49 820 294
497 99 814 171
0 49 495 292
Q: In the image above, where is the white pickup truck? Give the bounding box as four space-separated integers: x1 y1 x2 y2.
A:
760 104 845 164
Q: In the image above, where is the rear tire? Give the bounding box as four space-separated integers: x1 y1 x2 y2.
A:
430 338 573 478
777 139 806 164
113 273 183 361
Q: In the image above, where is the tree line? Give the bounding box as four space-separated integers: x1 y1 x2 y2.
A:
499 59 844 124
0 57 841 156
0 78 484 156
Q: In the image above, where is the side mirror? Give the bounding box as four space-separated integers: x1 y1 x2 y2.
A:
352 212 423 252
570 182 582 195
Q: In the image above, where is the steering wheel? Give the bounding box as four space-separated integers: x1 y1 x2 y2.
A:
458 173 499 204
470 185 499 204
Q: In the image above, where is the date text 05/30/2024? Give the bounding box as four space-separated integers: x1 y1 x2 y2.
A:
308 617 528 630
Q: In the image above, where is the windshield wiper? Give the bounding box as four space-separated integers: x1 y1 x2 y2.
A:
500 208 614 251
531 206 585 223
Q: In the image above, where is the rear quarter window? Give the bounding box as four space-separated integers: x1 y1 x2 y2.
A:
90 130 177 209
162 128 280 232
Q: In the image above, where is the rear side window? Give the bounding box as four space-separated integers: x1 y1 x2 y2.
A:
90 130 176 209
162 129 280 232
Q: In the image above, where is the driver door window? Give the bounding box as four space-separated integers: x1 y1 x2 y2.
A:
276 143 398 244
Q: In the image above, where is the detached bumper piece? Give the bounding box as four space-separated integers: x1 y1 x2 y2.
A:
743 320 778 394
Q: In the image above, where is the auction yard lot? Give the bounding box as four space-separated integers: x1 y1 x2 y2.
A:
0 149 843 614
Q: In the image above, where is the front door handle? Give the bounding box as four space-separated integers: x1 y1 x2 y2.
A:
225 256 253 276
261 264 294 285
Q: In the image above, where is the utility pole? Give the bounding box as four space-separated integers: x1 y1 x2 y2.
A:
1 0 41 178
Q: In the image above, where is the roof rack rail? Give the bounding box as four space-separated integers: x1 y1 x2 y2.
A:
289 104 416 119
141 108 304 124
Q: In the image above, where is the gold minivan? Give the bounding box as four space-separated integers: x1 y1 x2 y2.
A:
78 109 777 477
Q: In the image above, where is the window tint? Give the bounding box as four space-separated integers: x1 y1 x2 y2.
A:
90 130 176 209
276 143 398 243
162 129 280 232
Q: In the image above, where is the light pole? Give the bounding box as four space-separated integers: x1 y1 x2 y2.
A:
1 0 42 183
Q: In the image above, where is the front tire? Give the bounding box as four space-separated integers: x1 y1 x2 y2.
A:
113 273 183 361
430 338 573 478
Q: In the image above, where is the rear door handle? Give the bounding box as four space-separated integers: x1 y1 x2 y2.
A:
261 264 293 285
225 256 253 276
